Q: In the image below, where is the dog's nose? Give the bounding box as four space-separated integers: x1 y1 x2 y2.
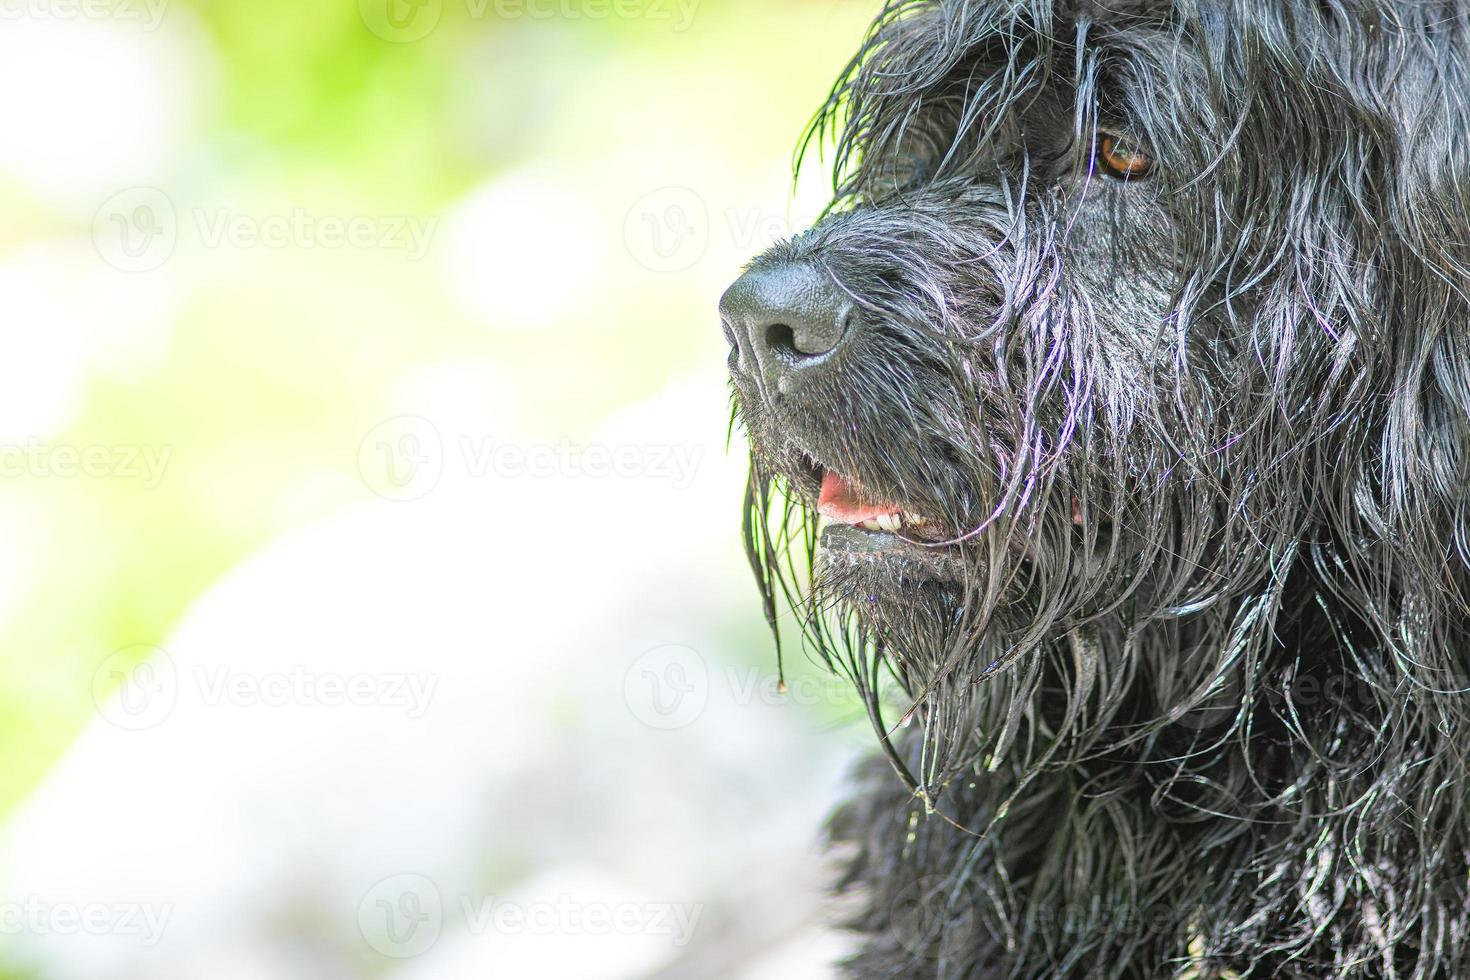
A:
719 263 853 395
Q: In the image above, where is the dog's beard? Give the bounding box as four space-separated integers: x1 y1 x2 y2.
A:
744 462 1124 799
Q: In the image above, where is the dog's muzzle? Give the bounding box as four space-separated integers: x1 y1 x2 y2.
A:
719 262 853 399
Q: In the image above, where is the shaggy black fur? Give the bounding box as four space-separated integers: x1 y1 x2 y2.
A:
722 1 1470 977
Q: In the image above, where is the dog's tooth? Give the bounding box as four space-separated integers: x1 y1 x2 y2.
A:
875 513 903 532
903 511 928 527
860 519 884 532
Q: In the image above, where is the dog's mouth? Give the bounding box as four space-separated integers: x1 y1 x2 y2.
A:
785 452 965 577
817 469 935 537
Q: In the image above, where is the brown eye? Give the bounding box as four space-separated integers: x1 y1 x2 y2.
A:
1095 131 1153 179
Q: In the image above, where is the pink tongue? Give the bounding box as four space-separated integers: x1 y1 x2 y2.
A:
818 471 898 524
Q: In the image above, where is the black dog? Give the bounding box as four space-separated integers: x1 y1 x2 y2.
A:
721 1 1470 976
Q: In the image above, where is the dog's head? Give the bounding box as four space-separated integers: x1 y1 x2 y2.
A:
722 0 1470 775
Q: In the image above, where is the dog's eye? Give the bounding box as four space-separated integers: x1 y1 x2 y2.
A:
1094 131 1153 180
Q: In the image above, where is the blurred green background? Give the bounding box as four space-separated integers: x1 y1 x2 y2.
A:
0 0 873 820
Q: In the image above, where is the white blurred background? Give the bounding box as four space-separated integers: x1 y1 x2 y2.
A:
0 1 879 976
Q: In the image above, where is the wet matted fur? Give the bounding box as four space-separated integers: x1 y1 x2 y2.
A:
723 1 1470 977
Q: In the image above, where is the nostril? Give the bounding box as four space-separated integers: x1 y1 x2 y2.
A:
764 322 801 360
765 312 850 363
